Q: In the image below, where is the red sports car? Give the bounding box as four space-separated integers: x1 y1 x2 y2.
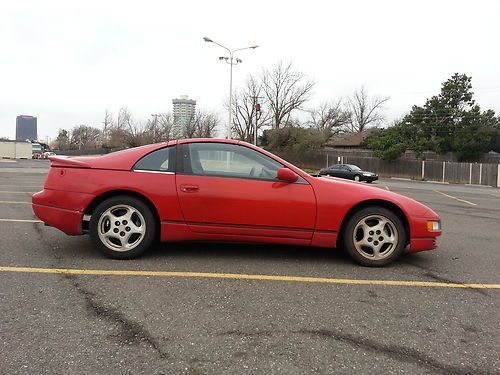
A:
32 139 441 266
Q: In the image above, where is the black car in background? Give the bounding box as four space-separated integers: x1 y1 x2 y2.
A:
318 164 378 183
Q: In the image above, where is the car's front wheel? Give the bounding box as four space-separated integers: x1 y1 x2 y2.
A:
342 207 406 266
89 195 156 259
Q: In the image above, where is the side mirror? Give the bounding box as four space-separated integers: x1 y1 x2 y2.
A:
277 168 298 183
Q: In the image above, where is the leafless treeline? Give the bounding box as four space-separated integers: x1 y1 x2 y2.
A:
54 61 389 150
54 107 220 150
230 62 389 141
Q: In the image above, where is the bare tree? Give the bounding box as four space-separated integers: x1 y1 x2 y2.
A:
231 75 271 142
261 61 315 129
69 125 102 149
183 111 220 138
308 100 351 137
143 113 173 143
110 107 145 147
101 109 113 146
348 87 389 132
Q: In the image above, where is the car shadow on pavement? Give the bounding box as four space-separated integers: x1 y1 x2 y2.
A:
144 241 353 266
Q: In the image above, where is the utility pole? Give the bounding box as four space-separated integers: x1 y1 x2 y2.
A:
102 110 112 146
151 114 161 143
252 96 264 145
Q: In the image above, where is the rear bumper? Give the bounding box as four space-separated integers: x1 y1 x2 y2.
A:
32 203 84 235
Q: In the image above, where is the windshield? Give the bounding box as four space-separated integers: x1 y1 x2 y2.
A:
348 165 362 171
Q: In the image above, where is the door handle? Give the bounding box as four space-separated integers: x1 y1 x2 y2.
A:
180 184 199 193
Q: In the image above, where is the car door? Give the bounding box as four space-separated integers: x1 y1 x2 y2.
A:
333 165 347 178
175 142 317 240
330 165 342 177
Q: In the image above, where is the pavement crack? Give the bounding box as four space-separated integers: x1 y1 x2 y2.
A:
297 329 480 375
220 328 485 375
63 274 168 360
402 260 489 296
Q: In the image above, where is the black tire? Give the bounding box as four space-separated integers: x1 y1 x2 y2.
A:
354 174 361 182
89 195 156 259
366 180 373 184
342 207 406 267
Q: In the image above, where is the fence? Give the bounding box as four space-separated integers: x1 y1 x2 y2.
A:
274 150 500 188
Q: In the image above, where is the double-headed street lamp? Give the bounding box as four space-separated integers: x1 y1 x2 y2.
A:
203 37 258 139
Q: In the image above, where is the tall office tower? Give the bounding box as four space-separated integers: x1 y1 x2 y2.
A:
172 95 196 139
16 115 38 141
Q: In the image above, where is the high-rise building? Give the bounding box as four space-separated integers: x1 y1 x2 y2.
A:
16 115 37 141
172 95 196 138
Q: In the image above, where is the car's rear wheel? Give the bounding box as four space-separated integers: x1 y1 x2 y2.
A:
354 175 361 182
89 196 156 259
342 207 406 266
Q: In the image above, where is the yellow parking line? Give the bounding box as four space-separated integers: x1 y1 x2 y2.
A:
0 219 43 223
0 266 498 289
0 201 31 204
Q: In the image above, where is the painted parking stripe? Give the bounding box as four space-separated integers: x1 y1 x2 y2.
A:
0 219 43 223
0 201 31 204
491 193 500 198
434 190 477 206
0 266 498 289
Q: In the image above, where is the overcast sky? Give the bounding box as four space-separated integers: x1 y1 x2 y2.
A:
1 0 499 140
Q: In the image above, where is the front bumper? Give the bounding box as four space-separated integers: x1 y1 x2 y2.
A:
362 175 378 182
408 215 441 253
410 237 438 252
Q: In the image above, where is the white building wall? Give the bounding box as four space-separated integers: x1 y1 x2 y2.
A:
0 141 32 159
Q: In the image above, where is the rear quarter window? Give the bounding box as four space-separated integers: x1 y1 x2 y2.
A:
133 147 175 172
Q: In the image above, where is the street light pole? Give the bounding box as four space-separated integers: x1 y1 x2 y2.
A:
228 54 234 139
203 37 258 139
151 114 160 142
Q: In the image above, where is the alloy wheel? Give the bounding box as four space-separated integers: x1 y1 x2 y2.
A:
352 214 399 260
97 204 146 251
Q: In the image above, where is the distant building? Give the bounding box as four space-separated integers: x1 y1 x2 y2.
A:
16 115 37 141
325 128 381 150
172 96 196 138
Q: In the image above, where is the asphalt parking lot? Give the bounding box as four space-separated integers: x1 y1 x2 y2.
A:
0 159 499 375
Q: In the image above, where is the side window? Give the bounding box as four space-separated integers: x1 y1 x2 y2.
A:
183 143 283 181
133 147 175 172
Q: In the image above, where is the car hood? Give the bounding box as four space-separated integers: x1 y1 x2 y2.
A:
313 176 437 218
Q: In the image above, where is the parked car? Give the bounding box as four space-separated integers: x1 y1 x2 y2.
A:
319 164 378 182
32 139 441 266
42 151 56 159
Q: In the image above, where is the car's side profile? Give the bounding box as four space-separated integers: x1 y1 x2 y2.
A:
319 164 378 182
32 139 441 266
